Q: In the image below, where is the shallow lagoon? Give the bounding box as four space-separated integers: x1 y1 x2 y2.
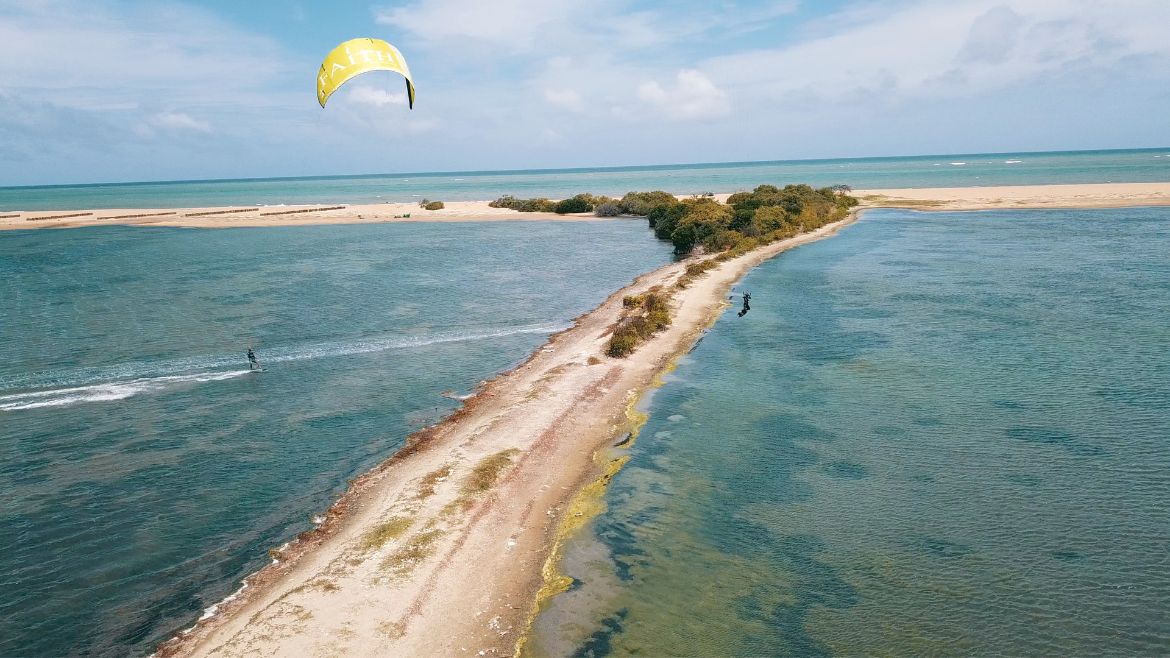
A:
0 219 673 657
534 207 1170 656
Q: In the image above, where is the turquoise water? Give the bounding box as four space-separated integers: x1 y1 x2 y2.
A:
2 148 1168 211
0 220 673 657
532 208 1170 656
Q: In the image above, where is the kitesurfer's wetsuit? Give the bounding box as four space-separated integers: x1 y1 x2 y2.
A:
247 348 259 370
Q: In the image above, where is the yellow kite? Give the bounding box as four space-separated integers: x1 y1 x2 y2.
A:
317 38 415 109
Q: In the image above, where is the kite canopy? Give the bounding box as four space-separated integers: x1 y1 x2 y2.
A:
317 38 415 109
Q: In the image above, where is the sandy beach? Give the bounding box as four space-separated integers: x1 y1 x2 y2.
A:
3 182 1168 231
852 181 1170 211
154 210 860 658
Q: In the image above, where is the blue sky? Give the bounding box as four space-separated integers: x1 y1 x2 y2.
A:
1 0 1167 185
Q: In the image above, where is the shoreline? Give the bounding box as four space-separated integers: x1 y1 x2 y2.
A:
156 212 864 658
3 182 1169 231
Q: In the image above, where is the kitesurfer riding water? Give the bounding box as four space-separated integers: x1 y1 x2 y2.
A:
738 291 751 317
247 347 260 370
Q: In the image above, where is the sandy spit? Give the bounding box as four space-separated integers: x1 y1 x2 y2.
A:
4 182 1169 231
852 181 1170 211
154 212 863 658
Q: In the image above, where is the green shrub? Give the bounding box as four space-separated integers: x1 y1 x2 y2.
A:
619 190 677 216
554 194 594 214
684 260 717 277
606 325 640 357
423 201 444 210
523 198 557 212
606 292 672 357
488 195 520 209
488 195 556 212
595 202 622 217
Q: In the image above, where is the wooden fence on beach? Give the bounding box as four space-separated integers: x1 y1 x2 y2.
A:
259 205 347 217
101 211 178 220
182 207 260 217
26 212 93 221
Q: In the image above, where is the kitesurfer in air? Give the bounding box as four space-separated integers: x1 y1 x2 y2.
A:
247 347 260 370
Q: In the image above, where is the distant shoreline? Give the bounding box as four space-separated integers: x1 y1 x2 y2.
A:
3 182 1169 231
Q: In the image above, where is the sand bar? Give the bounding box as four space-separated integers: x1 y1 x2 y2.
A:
853 181 1170 211
3 182 1169 231
156 211 862 658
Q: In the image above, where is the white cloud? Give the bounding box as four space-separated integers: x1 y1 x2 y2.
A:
346 85 408 107
703 0 1170 106
637 70 730 121
376 0 799 54
543 88 584 112
0 2 293 109
149 111 212 133
376 0 581 53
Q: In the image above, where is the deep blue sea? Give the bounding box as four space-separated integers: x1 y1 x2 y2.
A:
530 207 1170 656
0 220 673 657
1 148 1168 211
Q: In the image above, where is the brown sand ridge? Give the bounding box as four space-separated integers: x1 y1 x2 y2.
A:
155 212 862 658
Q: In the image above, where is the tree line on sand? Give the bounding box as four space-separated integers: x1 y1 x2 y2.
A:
489 185 859 255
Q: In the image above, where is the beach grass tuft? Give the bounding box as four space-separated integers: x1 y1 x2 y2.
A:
381 529 445 576
358 517 413 552
417 464 453 500
462 449 521 496
377 621 406 639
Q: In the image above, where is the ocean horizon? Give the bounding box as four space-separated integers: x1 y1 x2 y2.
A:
2 147 1168 211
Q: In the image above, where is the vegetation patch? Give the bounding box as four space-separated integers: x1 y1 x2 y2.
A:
377 621 406 639
607 291 672 358
419 199 445 210
417 464 453 500
381 529 445 576
357 517 413 551
488 195 557 212
462 449 522 497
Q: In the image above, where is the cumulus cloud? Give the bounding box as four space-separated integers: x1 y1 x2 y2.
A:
703 0 1170 106
0 1 291 109
637 70 730 121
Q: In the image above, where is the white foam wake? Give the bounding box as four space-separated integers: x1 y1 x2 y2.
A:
0 371 252 411
0 322 565 412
